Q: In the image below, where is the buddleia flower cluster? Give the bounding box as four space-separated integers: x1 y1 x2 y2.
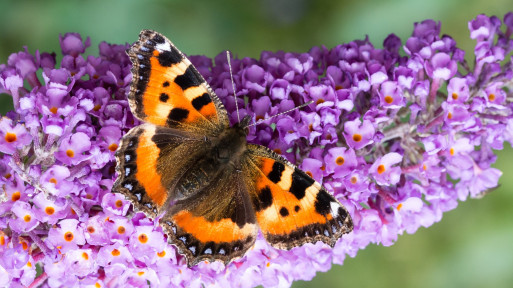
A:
0 13 512 287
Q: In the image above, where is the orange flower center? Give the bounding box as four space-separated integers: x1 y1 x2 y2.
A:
11 191 21 201
23 215 31 222
451 92 458 100
138 233 148 244
50 107 58 114
449 147 455 156
45 207 55 215
350 176 358 184
64 232 74 242
384 95 393 104
488 93 495 102
352 134 362 142
117 226 126 234
49 178 58 184
82 252 89 260
377 164 386 174
87 226 95 233
316 98 325 105
93 104 101 111
305 171 313 177
115 200 123 208
109 143 119 152
273 148 282 154
335 156 345 166
397 203 403 211
157 250 166 257
66 149 75 158
447 112 453 119
4 132 17 143
137 271 145 276
111 249 121 256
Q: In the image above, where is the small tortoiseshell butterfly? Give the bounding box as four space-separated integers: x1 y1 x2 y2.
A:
113 30 353 267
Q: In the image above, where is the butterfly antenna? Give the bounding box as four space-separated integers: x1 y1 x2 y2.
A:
226 51 240 123
244 100 314 128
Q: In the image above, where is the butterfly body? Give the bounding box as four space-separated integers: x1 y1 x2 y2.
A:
113 30 353 267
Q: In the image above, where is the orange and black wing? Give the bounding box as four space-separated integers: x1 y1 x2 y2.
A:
243 144 353 249
113 124 207 218
160 167 258 267
127 30 229 134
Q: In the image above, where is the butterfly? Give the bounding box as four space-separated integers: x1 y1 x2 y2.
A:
113 30 353 267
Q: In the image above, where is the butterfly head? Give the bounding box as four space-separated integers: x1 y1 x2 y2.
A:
234 114 252 135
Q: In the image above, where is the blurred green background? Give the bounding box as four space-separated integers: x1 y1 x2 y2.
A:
1 1 512 287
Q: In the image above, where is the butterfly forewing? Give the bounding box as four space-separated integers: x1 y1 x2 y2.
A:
243 144 353 249
127 30 229 134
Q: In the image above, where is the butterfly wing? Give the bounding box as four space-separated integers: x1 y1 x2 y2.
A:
243 144 353 249
113 124 207 218
127 30 229 134
160 167 258 267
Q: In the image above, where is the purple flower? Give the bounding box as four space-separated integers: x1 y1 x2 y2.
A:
425 52 458 80
369 153 403 185
343 118 375 150
0 117 32 154
46 219 86 253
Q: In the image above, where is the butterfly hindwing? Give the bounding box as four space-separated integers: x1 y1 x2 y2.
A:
160 167 258 267
113 123 206 218
243 144 353 249
127 30 229 134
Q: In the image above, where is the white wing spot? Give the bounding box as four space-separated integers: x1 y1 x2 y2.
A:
155 42 171 52
330 201 341 217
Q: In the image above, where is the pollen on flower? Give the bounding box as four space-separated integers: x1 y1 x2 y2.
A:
377 164 386 174
157 250 166 257
87 226 95 233
306 171 313 177
350 176 358 184
397 203 403 210
488 93 495 101
452 92 459 100
384 95 394 104
4 132 17 143
66 149 75 158
49 178 58 184
64 231 74 242
50 107 58 114
138 233 148 244
111 249 121 256
45 207 55 215
115 200 123 208
336 156 345 165
117 226 125 234
352 134 362 142
11 191 21 201
23 215 31 222
109 143 118 152
82 252 89 260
